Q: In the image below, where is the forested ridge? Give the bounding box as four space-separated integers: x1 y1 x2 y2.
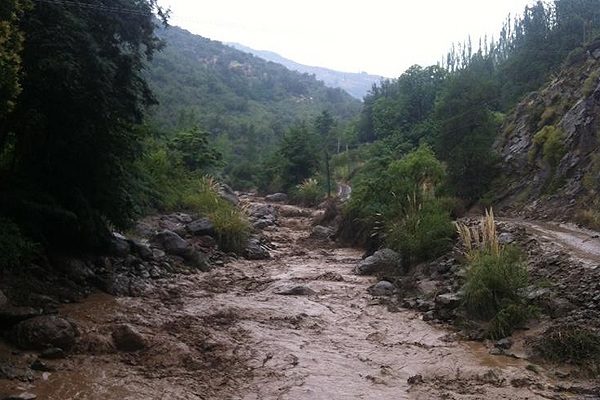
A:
2 0 600 393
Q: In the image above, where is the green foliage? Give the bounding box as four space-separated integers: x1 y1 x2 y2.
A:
385 195 455 267
528 125 566 167
209 207 250 253
0 0 32 120
294 178 323 207
435 57 500 202
170 127 222 172
1 0 167 250
489 301 540 340
534 325 600 372
0 217 38 269
341 145 456 264
462 246 528 319
582 68 600 97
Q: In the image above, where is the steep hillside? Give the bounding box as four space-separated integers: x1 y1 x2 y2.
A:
492 40 600 228
147 26 361 145
228 42 384 99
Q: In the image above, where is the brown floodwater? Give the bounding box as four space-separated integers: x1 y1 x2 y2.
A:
1 199 596 399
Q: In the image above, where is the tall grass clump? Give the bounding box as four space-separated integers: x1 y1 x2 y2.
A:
294 178 323 207
533 325 600 375
209 207 250 253
457 209 538 339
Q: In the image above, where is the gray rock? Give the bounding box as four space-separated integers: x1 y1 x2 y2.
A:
310 225 331 239
135 222 154 238
30 360 55 372
354 248 400 276
265 193 288 203
52 256 96 284
276 286 315 296
219 184 239 205
498 232 516 244
368 281 395 296
151 230 190 257
40 347 66 359
109 233 130 257
489 347 504 356
3 393 37 400
0 306 41 329
520 286 552 301
111 324 147 352
0 290 8 308
128 239 153 261
435 293 461 309
169 212 193 224
0 361 34 382
496 338 514 350
244 236 270 260
11 315 77 351
187 218 214 237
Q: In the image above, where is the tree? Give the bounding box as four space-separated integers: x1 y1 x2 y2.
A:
278 124 320 192
435 56 500 202
314 111 336 197
0 0 31 121
1 0 168 249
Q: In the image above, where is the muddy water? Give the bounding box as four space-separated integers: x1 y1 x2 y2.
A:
1 199 589 399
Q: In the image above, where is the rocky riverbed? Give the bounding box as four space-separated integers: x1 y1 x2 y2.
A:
0 195 598 399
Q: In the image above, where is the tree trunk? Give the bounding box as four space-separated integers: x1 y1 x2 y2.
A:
325 150 331 198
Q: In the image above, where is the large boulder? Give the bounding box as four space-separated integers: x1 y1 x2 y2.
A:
244 236 270 260
219 184 239 206
109 232 131 257
50 256 96 284
0 307 41 330
11 315 78 351
186 218 214 237
368 281 396 296
127 239 153 261
354 248 400 276
310 225 332 239
265 193 288 203
111 324 147 352
151 230 190 257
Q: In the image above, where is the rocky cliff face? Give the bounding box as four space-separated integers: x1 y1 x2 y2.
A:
492 40 600 226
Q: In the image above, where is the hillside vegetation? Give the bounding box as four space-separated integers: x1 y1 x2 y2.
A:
227 42 385 99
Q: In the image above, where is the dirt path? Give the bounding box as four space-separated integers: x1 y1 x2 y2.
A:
3 198 593 399
500 218 600 266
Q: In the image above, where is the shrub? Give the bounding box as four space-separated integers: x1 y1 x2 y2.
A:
533 325 600 373
0 218 39 269
294 178 323 207
528 125 565 167
385 194 455 267
457 210 537 338
582 68 600 97
209 207 250 253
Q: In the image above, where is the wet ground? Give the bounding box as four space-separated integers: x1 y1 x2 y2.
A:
1 198 596 399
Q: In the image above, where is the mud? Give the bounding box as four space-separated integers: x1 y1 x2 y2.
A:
1 197 597 399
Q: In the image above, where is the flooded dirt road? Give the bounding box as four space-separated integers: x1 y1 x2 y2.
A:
502 219 600 267
1 198 593 399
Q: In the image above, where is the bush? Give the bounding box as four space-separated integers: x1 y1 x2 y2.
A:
294 178 323 207
385 195 455 267
534 325 600 373
209 207 250 253
457 210 537 338
0 218 39 269
582 68 600 97
528 125 565 167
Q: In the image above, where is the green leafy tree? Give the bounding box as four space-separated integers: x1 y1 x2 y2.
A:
314 111 336 197
0 0 31 122
1 0 168 249
278 124 320 192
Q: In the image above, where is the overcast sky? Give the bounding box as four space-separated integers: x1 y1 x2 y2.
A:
159 0 534 78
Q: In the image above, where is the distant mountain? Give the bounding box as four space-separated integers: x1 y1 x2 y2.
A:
146 25 362 187
228 42 385 99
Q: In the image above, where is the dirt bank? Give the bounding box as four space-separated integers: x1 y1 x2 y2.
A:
1 196 597 399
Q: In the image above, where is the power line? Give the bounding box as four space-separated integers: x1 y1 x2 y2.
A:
32 0 153 17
